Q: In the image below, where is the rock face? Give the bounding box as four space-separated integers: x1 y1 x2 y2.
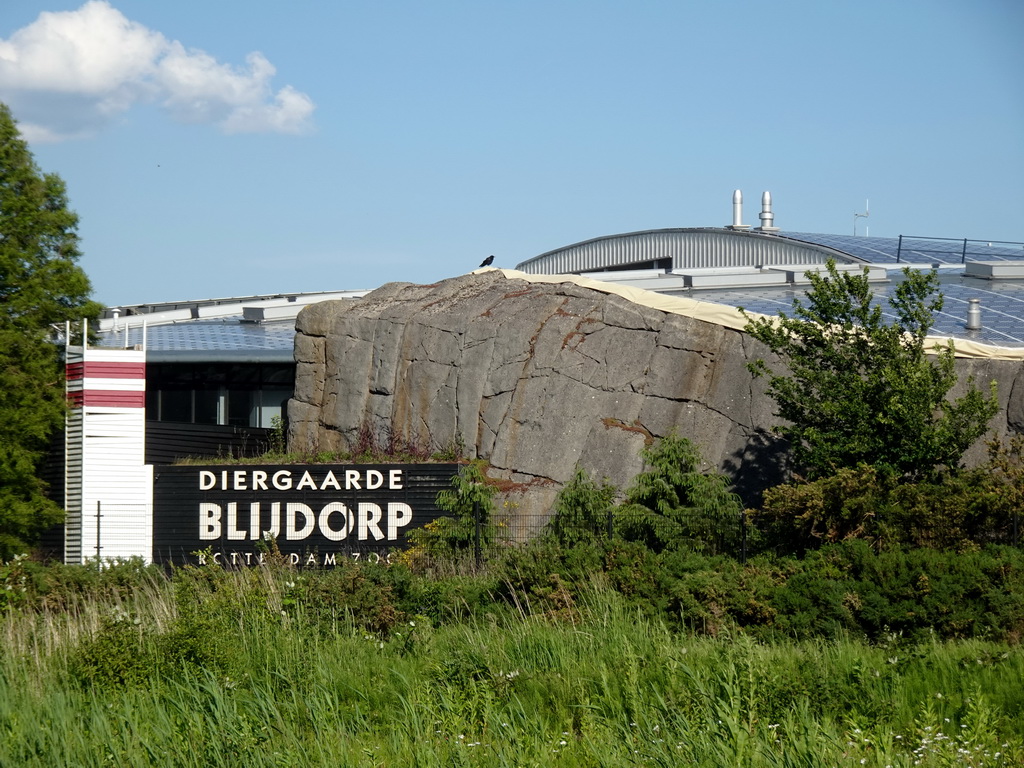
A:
288 270 1023 517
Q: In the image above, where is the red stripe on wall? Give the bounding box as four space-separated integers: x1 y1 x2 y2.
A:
67 390 145 408
65 362 145 380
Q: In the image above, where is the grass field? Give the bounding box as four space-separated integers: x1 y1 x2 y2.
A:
1 558 1022 767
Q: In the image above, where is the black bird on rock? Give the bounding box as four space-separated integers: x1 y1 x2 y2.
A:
479 255 494 268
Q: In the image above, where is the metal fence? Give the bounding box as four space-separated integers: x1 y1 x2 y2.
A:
895 234 1024 264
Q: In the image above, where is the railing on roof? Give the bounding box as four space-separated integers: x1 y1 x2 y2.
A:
896 235 1024 264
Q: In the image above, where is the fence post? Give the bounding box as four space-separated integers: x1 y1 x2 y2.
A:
962 238 968 264
896 234 903 263
95 500 102 570
473 499 482 566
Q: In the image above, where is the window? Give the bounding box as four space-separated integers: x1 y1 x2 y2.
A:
147 363 296 427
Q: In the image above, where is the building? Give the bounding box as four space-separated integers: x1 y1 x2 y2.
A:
515 191 1024 350
54 290 366 564
58 191 1024 564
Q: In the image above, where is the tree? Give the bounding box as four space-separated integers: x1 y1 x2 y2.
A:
616 433 743 553
743 260 997 480
0 103 102 558
548 467 617 547
405 463 497 557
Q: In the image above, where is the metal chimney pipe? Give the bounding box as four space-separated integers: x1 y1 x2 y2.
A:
727 190 750 230
966 298 982 330
757 191 779 232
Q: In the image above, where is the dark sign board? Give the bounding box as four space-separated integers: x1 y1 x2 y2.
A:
153 463 460 567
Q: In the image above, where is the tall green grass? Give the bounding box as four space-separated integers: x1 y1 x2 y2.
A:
1 565 1022 766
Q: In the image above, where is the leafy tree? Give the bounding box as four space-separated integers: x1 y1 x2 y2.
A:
617 433 743 553
743 260 997 480
548 467 617 547
405 463 497 557
0 103 102 558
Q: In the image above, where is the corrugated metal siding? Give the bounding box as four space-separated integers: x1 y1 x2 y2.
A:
64 410 83 563
80 410 152 562
64 346 151 564
517 228 858 275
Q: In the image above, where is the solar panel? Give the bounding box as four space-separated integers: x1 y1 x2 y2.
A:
102 319 297 353
780 232 1024 266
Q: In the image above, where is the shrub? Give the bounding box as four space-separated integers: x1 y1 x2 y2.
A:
754 465 894 552
758 541 1024 642
405 463 498 558
616 433 743 554
548 467 617 547
288 558 407 636
492 538 604 619
755 464 1019 553
69 612 153 688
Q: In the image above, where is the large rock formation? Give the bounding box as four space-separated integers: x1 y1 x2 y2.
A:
288 270 1023 517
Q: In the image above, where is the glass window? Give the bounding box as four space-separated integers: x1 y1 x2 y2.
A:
159 389 193 423
228 390 257 427
262 365 294 385
145 362 295 425
256 387 292 428
195 388 225 425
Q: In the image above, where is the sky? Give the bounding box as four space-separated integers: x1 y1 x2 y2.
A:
2 0 1022 307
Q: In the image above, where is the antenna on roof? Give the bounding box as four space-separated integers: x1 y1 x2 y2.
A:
854 199 869 236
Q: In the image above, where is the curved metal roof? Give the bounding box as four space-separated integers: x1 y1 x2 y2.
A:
515 228 864 275
515 228 1024 275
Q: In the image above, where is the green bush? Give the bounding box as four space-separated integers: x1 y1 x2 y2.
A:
1 556 162 613
287 558 407 636
492 538 604 619
755 464 1019 553
400 570 501 624
405 463 498 559
68 612 153 688
751 541 1024 642
487 538 1024 643
548 467 616 547
616 433 744 554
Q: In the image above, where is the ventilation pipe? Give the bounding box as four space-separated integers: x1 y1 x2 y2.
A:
757 191 779 232
726 189 750 230
966 298 982 330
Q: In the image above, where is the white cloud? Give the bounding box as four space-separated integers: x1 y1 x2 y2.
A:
0 1 314 142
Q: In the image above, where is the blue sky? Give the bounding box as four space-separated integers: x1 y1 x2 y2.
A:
2 0 1022 306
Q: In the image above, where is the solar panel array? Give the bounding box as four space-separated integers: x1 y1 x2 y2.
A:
106 319 297 353
779 232 1024 266
669 271 1024 347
